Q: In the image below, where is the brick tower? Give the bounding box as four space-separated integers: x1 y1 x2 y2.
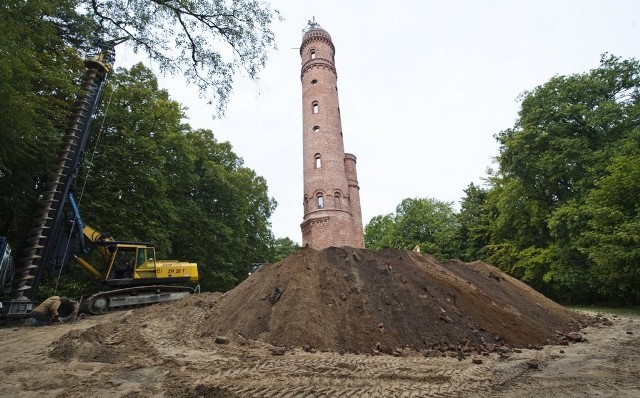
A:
299 20 364 249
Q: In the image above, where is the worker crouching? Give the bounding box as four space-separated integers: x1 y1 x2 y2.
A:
30 296 75 326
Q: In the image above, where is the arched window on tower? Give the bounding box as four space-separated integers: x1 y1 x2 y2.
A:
313 126 320 133
312 101 318 114
310 49 316 60
334 192 342 209
314 153 321 169
317 193 324 209
311 79 318 85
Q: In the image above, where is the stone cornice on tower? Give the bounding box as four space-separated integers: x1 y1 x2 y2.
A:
300 58 336 79
300 216 330 233
300 28 335 55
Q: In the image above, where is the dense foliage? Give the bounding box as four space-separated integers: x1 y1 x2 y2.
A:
365 55 640 305
487 55 640 304
74 64 277 292
365 198 459 260
0 0 89 243
268 237 300 263
0 0 283 295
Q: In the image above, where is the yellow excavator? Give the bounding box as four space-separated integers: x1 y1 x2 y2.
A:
0 40 198 319
63 192 199 314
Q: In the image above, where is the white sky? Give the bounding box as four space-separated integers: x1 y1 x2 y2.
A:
115 1 639 245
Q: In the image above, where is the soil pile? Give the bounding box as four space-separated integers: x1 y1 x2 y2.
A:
51 247 587 359
199 247 584 354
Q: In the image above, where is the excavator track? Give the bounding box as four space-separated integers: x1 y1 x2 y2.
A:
80 285 196 315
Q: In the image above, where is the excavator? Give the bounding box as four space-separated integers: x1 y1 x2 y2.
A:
0 40 199 320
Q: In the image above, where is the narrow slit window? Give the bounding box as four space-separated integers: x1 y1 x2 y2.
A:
317 194 324 208
334 193 341 209
310 49 316 59
312 101 318 114
315 153 321 168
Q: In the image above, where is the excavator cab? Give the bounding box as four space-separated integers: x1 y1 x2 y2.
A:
133 246 157 279
108 246 168 279
108 247 136 279
99 243 198 287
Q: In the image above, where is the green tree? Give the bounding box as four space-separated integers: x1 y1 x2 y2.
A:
576 129 640 303
268 237 300 263
75 64 276 292
456 182 492 261
1 0 279 245
365 198 459 260
85 0 280 115
486 54 640 303
0 0 92 244
79 63 183 252
364 214 396 249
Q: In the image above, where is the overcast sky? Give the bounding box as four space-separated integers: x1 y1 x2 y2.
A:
116 1 639 245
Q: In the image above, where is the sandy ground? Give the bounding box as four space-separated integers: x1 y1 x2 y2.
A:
0 310 637 398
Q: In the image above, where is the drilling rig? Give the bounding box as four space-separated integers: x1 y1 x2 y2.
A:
0 40 199 319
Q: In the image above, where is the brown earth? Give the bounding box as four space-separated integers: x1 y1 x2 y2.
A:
0 247 638 397
204 247 586 354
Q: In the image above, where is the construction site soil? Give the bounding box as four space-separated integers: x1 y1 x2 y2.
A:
1 247 638 397
199 247 586 353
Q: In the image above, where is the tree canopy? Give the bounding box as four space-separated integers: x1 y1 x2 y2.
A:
365 55 640 305
86 0 280 116
0 0 282 296
76 63 277 292
365 198 458 260
0 0 88 243
485 54 640 304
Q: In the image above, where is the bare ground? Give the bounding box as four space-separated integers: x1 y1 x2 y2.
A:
0 247 638 397
0 308 637 397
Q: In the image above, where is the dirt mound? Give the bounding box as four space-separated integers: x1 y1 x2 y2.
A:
50 312 160 364
200 247 585 354
50 247 586 358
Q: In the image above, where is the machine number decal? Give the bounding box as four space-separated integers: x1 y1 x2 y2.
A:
167 268 186 275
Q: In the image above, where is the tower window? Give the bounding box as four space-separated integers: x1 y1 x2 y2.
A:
312 101 318 114
313 126 320 133
311 79 318 85
310 49 316 60
314 153 321 168
334 193 341 209
317 194 324 209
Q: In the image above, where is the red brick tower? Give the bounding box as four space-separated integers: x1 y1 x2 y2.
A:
300 20 364 249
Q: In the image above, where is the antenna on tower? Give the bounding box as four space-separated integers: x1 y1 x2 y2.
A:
303 17 321 33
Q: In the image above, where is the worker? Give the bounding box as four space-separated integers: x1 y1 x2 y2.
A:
29 296 70 326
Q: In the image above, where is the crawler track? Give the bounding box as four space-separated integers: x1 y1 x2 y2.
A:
79 285 195 314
